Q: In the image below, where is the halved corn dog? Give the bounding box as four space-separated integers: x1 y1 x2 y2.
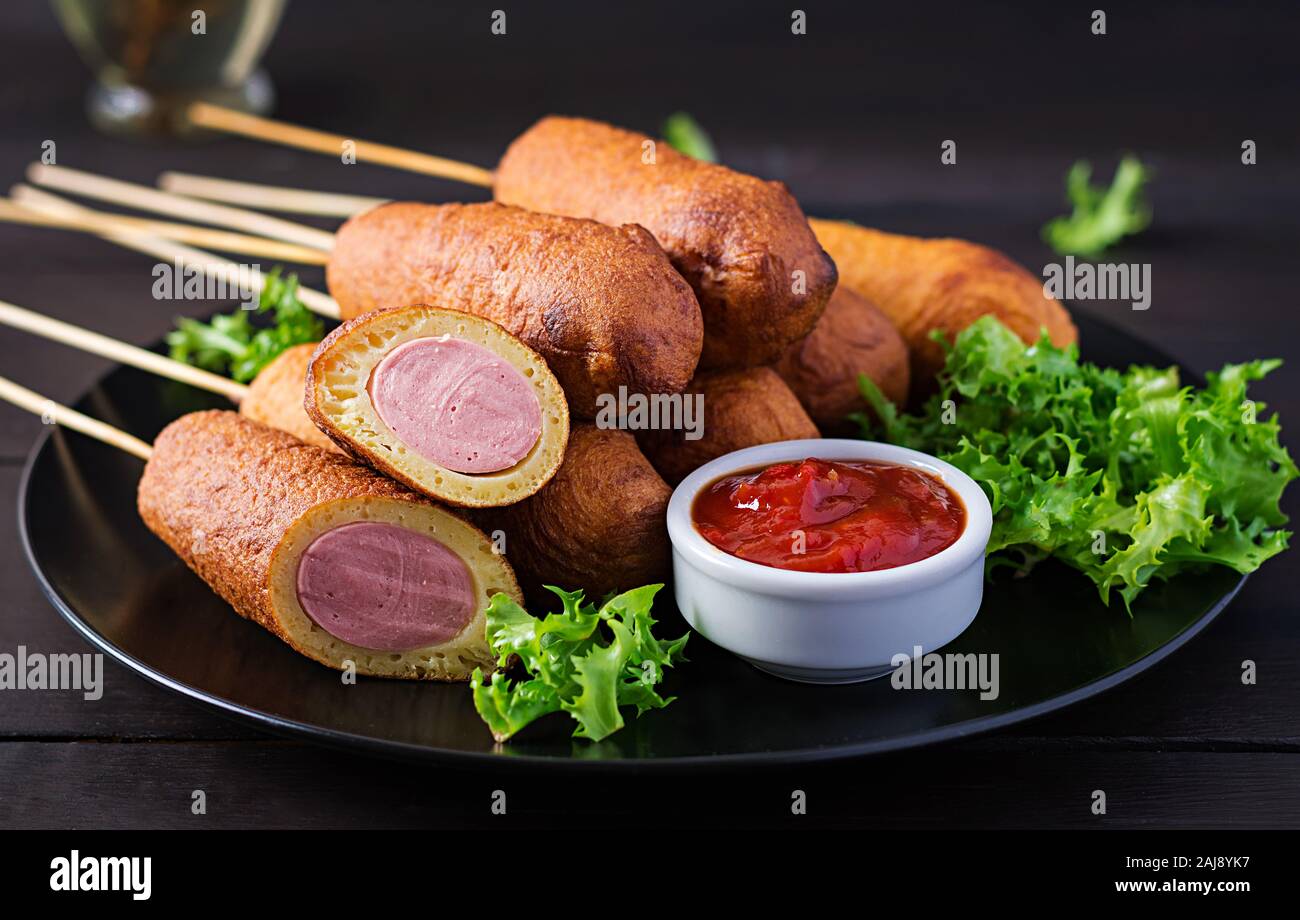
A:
305 305 569 508
139 411 521 679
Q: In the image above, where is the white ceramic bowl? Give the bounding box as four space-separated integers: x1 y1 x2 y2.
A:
666 439 993 684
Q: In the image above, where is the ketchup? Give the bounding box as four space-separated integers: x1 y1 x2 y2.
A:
691 458 965 574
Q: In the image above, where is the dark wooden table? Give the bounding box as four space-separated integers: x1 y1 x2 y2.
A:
1 1 1297 828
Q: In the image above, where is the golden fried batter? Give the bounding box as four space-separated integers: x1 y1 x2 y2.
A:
496 117 837 369
810 219 1077 395
137 411 520 679
328 201 703 417
775 286 910 432
239 344 336 451
472 424 671 604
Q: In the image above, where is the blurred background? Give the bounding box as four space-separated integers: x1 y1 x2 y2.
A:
1 0 1298 827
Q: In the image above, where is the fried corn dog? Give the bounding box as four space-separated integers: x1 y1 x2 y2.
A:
775 286 910 432
496 117 837 369
809 219 1077 394
138 411 521 680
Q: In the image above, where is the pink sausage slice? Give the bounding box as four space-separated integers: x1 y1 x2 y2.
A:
296 521 475 650
368 336 542 474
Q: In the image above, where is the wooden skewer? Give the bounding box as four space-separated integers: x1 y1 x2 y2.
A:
187 102 496 188
0 373 153 460
158 171 386 218
10 185 341 320
0 198 328 265
26 163 336 252
0 299 249 404
28 170 340 258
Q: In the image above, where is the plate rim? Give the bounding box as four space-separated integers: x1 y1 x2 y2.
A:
14 309 1251 772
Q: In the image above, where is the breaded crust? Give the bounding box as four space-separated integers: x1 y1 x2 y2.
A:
637 368 820 485
775 286 910 433
327 201 703 417
809 219 1078 396
137 411 520 679
304 305 569 508
239 343 337 451
495 116 837 369
471 424 671 604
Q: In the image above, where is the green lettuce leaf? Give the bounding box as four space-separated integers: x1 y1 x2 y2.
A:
856 316 1295 612
166 267 324 383
662 112 717 163
470 585 689 742
1042 155 1153 258
470 671 561 744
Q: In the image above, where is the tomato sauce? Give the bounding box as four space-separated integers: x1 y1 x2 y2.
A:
691 458 965 574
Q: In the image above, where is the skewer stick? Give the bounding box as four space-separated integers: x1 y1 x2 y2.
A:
0 373 153 460
187 102 496 188
10 185 341 320
0 299 249 404
158 172 386 218
26 163 336 251
0 198 328 265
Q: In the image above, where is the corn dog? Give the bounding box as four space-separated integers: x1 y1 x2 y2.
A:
328 201 703 417
138 411 520 680
809 219 1077 393
470 424 672 604
775 286 910 432
495 117 837 369
305 304 569 507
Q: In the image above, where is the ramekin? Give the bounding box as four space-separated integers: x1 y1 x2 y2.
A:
666 439 993 684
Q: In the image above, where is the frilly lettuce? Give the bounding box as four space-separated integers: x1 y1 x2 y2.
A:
855 316 1295 610
166 268 323 383
471 585 689 743
1042 155 1152 258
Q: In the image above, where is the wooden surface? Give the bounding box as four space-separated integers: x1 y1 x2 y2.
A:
1 0 1298 828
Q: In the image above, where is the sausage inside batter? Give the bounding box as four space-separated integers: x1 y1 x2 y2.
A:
367 335 542 474
295 521 475 651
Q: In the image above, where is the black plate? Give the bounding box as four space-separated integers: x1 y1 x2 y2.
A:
18 310 1246 770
